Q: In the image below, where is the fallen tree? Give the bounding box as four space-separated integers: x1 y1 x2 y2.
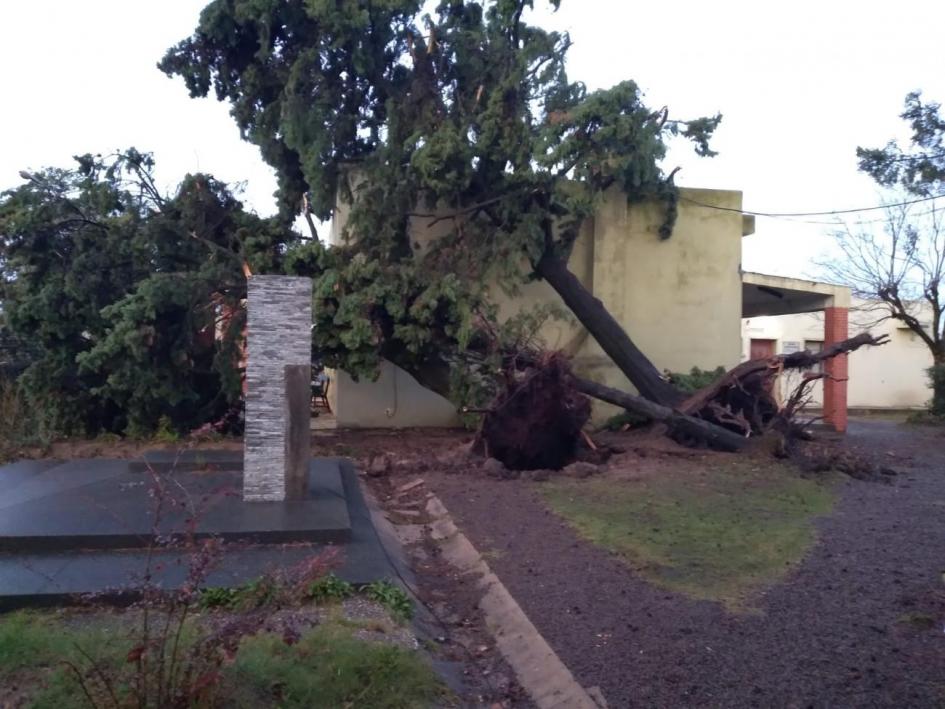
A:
465 332 890 468
676 331 890 436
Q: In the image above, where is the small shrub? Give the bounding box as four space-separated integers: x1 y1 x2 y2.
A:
365 580 413 622
198 586 240 609
153 415 180 443
906 409 945 425
667 365 727 393
0 378 55 462
308 573 354 602
925 362 945 418
600 409 652 431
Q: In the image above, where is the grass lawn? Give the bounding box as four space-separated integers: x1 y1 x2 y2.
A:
540 459 837 610
0 607 444 708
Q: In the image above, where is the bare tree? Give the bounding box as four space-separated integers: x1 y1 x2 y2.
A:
819 196 945 414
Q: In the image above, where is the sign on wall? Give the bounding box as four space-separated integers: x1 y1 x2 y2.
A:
782 340 801 354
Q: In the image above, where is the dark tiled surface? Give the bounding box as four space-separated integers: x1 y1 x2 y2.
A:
0 458 350 550
0 458 393 608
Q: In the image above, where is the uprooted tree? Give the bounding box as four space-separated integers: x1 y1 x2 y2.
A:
161 0 889 467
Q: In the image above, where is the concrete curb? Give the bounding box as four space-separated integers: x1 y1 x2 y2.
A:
425 495 606 709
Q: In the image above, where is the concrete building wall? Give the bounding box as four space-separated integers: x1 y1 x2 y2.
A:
327 186 748 427
742 299 934 409
573 188 744 418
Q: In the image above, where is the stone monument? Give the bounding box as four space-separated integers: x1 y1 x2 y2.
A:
243 275 313 501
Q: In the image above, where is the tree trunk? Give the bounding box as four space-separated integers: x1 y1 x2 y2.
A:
536 252 683 407
573 376 747 452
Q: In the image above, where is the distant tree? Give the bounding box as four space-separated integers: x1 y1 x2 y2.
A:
160 0 721 407
820 199 944 416
0 150 295 435
840 92 945 416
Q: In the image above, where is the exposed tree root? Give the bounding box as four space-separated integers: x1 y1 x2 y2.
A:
477 352 591 470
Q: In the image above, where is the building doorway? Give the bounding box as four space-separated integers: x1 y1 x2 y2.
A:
749 338 777 360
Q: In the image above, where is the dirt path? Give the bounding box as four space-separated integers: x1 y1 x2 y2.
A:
426 421 945 708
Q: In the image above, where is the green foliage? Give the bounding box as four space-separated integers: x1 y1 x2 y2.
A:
163 0 721 390
1 611 442 709
198 585 241 609
541 460 835 610
0 379 55 462
0 151 298 436
667 365 727 394
232 623 443 708
308 573 355 603
600 409 652 431
927 362 945 417
857 91 945 196
365 580 414 622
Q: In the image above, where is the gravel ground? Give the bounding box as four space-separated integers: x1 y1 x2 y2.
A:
427 420 945 708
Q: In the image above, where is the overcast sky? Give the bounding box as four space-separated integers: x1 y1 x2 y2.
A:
2 0 943 279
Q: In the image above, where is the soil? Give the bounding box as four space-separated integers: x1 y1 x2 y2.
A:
353 420 945 708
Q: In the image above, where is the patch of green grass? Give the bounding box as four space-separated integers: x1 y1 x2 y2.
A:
365 580 413 622
0 612 123 674
230 623 443 708
2 611 443 708
540 461 836 609
0 611 130 705
898 612 937 630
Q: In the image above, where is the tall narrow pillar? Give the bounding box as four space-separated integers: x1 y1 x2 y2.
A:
823 306 849 433
243 276 313 501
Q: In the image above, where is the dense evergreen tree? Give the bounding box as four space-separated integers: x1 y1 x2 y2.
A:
0 150 294 435
161 0 721 406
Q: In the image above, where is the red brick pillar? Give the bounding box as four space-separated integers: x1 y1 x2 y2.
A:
823 307 849 432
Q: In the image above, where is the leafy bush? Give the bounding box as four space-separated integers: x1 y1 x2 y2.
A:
601 409 652 431
667 366 727 394
365 580 413 623
0 379 55 463
308 573 355 602
927 362 945 418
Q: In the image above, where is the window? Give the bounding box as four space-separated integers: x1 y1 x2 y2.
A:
804 340 824 374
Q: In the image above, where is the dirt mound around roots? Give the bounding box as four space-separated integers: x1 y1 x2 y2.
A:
480 352 591 470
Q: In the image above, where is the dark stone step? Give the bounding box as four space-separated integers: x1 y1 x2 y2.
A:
0 458 350 552
0 460 394 610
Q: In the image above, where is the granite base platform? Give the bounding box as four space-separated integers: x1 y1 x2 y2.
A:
0 453 393 610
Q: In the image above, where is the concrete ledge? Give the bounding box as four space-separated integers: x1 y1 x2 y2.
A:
425 495 604 709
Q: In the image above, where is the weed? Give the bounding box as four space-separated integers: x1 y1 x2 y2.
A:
365 580 414 622
308 573 354 603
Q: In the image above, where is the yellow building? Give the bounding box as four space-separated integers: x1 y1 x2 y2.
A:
325 187 856 430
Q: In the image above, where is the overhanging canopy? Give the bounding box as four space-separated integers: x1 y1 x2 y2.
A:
742 272 851 318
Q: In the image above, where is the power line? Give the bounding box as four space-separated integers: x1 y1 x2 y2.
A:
680 192 945 219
